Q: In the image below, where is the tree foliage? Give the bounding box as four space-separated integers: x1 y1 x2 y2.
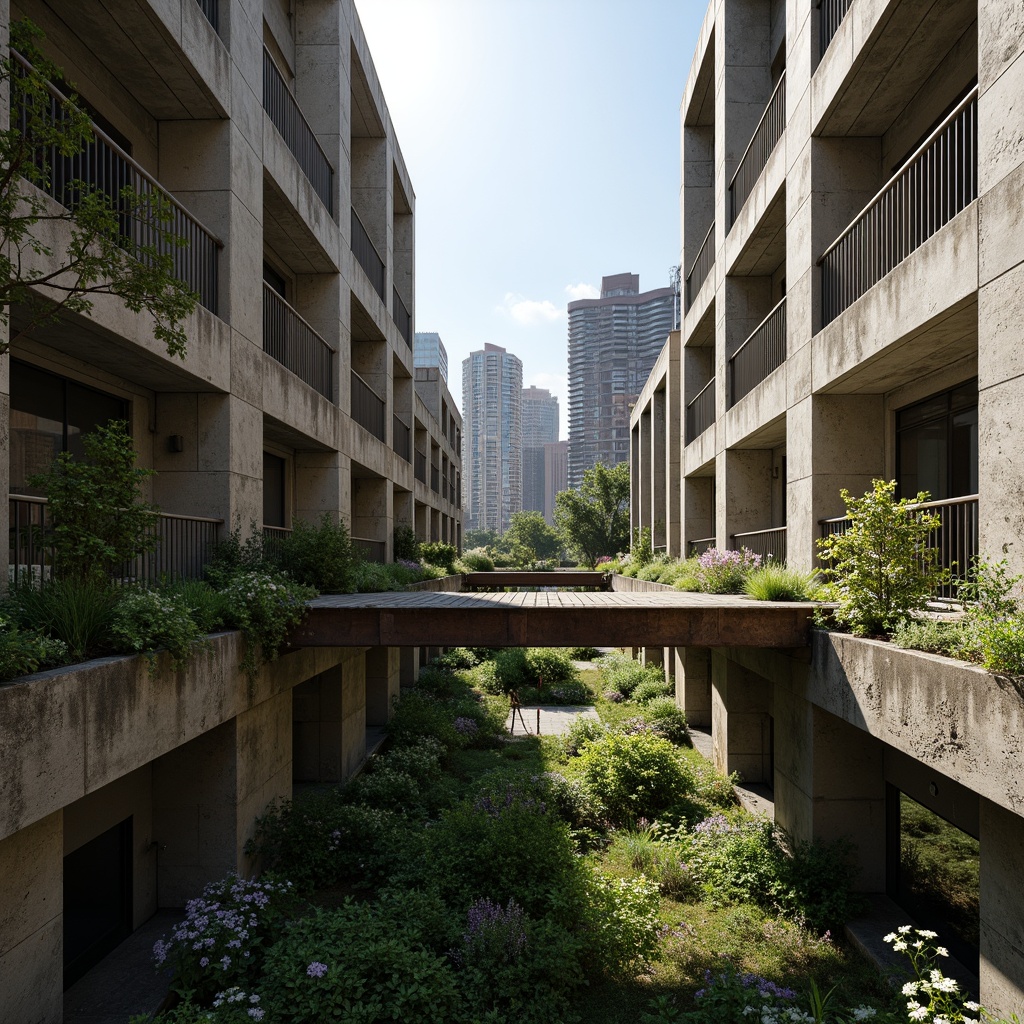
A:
494 510 562 564
29 420 157 583
553 461 631 568
817 478 948 636
0 21 199 357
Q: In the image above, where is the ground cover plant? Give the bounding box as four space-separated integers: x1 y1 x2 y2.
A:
143 648 1016 1024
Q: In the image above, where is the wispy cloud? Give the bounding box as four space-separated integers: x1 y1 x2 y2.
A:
565 282 599 301
497 292 564 326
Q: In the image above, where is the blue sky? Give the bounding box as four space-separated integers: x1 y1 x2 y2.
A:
356 0 705 439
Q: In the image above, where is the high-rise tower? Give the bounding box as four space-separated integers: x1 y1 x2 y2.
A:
567 273 676 488
521 386 559 516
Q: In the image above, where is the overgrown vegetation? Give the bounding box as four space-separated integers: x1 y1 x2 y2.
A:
147 648 1005 1024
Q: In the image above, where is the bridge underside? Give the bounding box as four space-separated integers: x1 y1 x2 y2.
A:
291 590 816 648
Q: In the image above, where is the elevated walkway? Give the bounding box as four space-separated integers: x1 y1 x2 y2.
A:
291 573 817 648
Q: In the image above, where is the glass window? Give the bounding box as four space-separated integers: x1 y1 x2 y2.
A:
895 380 977 501
263 452 287 528
10 361 128 494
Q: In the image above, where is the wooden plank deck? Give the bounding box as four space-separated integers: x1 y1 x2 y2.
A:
291 589 817 649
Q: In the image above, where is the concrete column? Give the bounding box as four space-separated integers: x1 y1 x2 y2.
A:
977 0 1024 580
352 476 391 554
295 451 349 526
399 646 420 687
786 394 884 571
641 646 664 670
665 335 682 556
365 647 400 727
652 388 667 549
979 798 1024 1016
630 422 641 540
773 689 886 892
637 406 652 544
718 448 772 547
710 652 772 783
682 473 715 553
0 811 63 1024
675 646 712 728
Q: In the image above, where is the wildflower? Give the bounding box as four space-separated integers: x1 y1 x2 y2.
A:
935 946 949 957
306 961 329 978
851 1009 876 1021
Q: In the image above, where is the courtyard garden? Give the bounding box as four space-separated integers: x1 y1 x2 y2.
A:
140 649 997 1024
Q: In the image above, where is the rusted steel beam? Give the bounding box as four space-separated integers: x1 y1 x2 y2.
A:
461 571 609 589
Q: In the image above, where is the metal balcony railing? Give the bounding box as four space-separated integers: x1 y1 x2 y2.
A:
732 526 787 564
431 465 440 493
730 72 786 222
820 493 978 599
263 48 334 213
393 414 411 462
9 495 222 585
415 450 427 484
351 208 386 302
820 0 854 57
262 524 291 562
820 88 978 326
392 286 411 348
685 222 715 311
352 537 386 563
685 378 716 444
195 0 219 32
263 284 334 400
688 536 716 558
351 371 386 440
729 297 786 407
12 50 221 313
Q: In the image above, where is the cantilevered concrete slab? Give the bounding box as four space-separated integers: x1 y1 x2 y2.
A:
290 589 816 649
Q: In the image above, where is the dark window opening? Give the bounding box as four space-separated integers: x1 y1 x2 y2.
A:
895 379 977 502
63 817 133 988
263 260 287 299
263 452 287 528
10 361 128 494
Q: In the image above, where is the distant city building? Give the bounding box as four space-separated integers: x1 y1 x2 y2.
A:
521 386 559 517
413 331 449 383
567 272 676 488
462 344 523 533
543 440 568 525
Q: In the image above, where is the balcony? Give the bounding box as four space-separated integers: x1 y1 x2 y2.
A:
685 379 715 444
9 495 222 584
732 526 787 564
688 537 716 558
685 223 715 311
263 284 334 400
12 50 220 313
351 371 386 441
392 287 411 348
414 449 427 484
352 537 386 563
195 0 219 33
393 414 411 462
820 0 854 57
820 89 977 327
729 72 786 223
729 297 786 407
431 465 440 494
263 48 334 213
820 494 978 599
351 208 386 302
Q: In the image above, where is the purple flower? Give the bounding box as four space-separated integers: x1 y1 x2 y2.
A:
307 961 329 978
454 716 479 736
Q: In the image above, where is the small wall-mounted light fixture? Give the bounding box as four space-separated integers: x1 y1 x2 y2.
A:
772 465 780 479
167 434 185 454
928 782 939 797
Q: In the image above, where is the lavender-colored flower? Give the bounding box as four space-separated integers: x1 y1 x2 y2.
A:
692 814 734 835
602 689 625 703
453 716 479 736
306 961 329 978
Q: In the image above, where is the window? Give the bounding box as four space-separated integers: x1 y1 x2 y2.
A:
263 452 287 528
10 361 128 494
896 380 977 501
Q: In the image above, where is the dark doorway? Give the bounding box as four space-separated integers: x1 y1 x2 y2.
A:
63 817 133 988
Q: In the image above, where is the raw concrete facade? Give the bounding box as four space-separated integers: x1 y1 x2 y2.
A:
630 0 1024 1013
0 1 458 1016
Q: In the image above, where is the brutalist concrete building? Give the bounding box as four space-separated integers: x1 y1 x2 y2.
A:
631 0 1024 1012
0 1 460 1017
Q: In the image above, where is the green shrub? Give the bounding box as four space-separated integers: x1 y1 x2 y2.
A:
458 548 494 572
977 615 1024 674
527 647 579 685
544 679 591 705
631 526 653 567
567 646 601 660
539 770 607 833
109 585 207 671
386 689 464 751
579 873 661 978
490 647 533 694
393 523 420 562
9 578 118 661
416 664 464 698
352 561 418 592
817 479 949 636
744 563 821 602
431 647 479 670
561 716 605 757
0 617 68 680
419 541 458 573
891 618 975 660
276 513 356 593
28 420 157 584
631 678 672 704
600 652 664 697
164 578 228 634
572 731 694 825
260 902 460 1024
642 697 689 745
